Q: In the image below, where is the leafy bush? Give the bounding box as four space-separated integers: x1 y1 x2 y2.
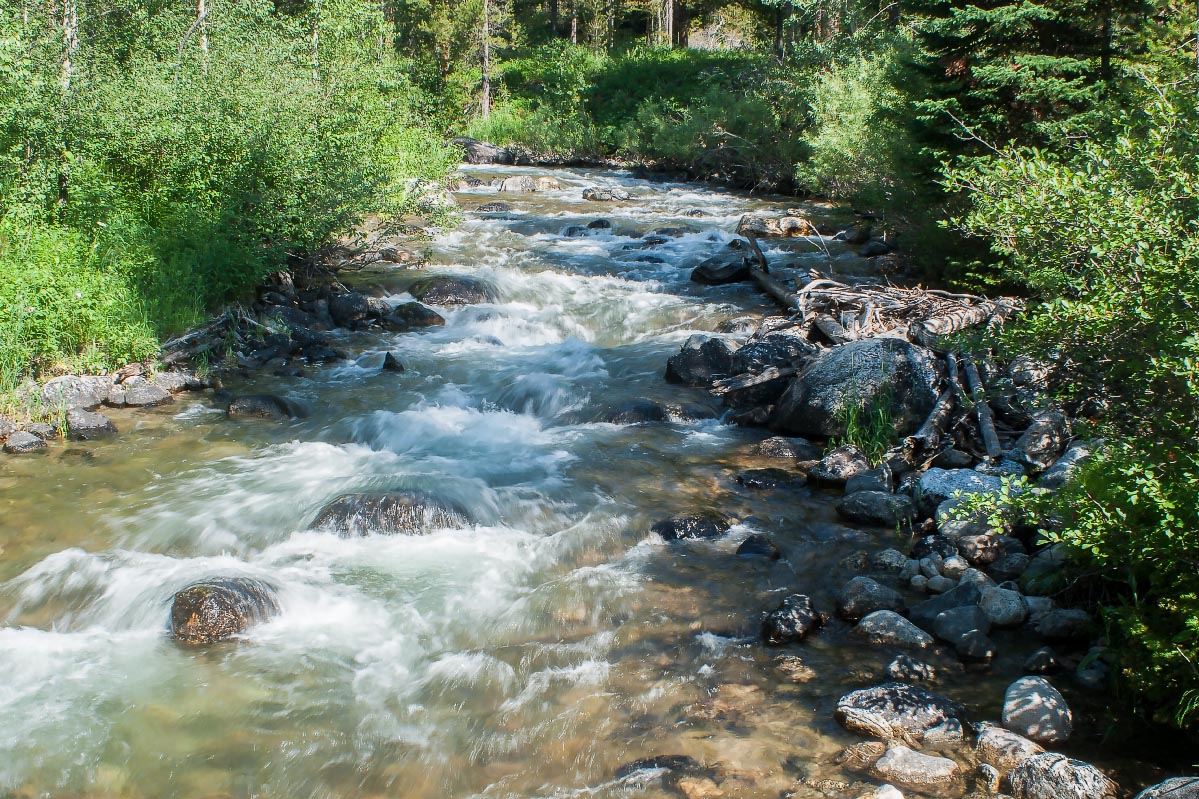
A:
945 81 1199 726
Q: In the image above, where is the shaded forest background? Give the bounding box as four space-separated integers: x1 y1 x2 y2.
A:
2 0 1199 738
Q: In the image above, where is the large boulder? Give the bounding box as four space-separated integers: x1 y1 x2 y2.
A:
731 333 818 375
1135 778 1199 799
871 746 959 787
1006 753 1117 799
665 335 739 387
770 338 942 439
310 490 470 536
123 385 173 408
329 291 374 327
809 445 870 486
450 136 514 165
909 581 982 630
1002 676 1073 744
762 594 823 645
496 175 557 192
838 576 905 621
169 578 279 645
980 586 1029 627
409 275 498 306
835 682 967 742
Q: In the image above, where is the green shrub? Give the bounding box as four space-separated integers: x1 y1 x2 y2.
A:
945 81 1199 726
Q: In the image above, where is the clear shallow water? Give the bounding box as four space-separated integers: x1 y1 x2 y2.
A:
0 169 1158 798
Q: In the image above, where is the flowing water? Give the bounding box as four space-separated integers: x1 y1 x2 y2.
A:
0 168 1162 798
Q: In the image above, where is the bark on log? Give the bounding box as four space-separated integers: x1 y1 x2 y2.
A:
747 265 800 312
711 366 797 396
962 355 1002 460
744 233 770 273
907 302 996 349
814 314 852 344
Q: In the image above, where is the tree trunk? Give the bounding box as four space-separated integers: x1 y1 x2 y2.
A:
480 0 491 119
198 0 208 73
549 0 558 35
773 7 783 57
311 0 320 83
570 0 577 44
664 0 673 46
60 0 77 93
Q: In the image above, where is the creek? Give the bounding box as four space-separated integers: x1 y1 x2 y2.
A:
0 168 1158 798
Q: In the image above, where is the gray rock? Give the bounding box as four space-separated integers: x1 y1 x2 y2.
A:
990 552 1032 582
959 567 996 591
932 448 974 469
754 436 822 462
474 201 513 213
690 255 752 286
123 385 172 407
835 682 967 742
651 512 732 541
809 445 870 486
976 723 1044 772
926 575 956 593
977 763 1002 793
1021 545 1069 596
981 587 1029 627
495 175 539 192
909 574 928 592
227 395 304 421
329 291 372 326
1134 778 1199 799
958 534 1001 566
956 629 997 660
736 534 781 559
24 422 56 440
310 490 471 536
910 582 982 630
838 576 905 621
762 594 823 645
450 136 514 165
837 491 917 527
856 611 934 649
911 534 958 560
1012 410 1070 472
939 519 991 540
1075 659 1110 691
0 417 14 438
941 555 969 579
976 458 1026 478
66 408 116 439
409 275 498 306
872 745 959 787
3 431 46 454
887 655 936 681
41 375 112 411
582 186 631 201
732 332 818 375
1024 647 1061 675
934 605 992 642
872 548 910 574
1025 596 1055 619
665 335 739 387
1002 676 1073 744
1034 609 1093 642
846 464 894 494
1006 753 1117 799
1040 441 1093 489
770 338 942 439
919 468 1003 506
382 302 446 331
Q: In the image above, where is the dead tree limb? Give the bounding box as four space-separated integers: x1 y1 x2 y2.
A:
744 233 770 273
711 366 797 396
814 314 852 344
747 265 800 312
908 302 997 349
963 355 1002 460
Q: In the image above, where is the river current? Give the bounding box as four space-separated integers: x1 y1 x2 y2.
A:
0 168 1155 798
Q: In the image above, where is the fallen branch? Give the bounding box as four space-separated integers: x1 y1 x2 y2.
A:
962 355 1002 460
711 366 797 396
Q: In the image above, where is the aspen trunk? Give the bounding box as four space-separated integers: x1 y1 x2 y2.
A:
480 0 491 119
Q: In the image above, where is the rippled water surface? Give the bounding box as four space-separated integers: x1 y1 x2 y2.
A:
0 169 1157 798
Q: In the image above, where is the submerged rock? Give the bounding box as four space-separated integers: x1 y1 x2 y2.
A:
754 436 822 462
475 201 513 213
310 490 471 536
872 745 959 787
835 682 967 742
583 187 632 201
226 394 304 421
1006 753 1117 799
837 491 917 527
838 576 905 621
382 302 446 331
66 408 117 439
409 275 498 306
736 534 781 559
691 255 750 285
856 611 934 649
762 594 823 645
3 431 46 454
734 468 796 490
169 578 280 645
651 512 732 541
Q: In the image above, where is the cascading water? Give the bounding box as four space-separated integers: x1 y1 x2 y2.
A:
0 168 1136 798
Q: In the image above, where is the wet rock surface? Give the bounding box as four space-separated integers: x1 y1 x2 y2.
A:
310 490 471 536
835 682 967 742
169 578 280 645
